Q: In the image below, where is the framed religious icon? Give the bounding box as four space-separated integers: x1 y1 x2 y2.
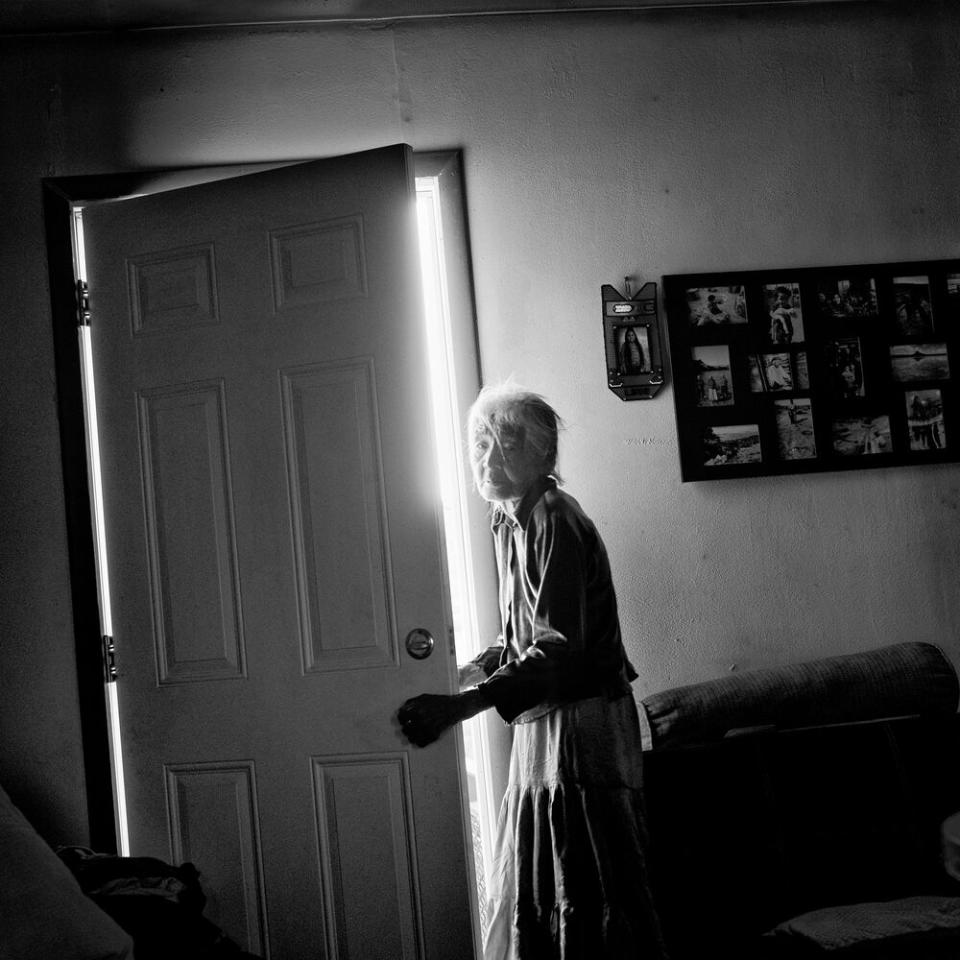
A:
663 258 960 481
602 282 666 400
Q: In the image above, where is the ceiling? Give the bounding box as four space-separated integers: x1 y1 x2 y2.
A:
0 0 882 36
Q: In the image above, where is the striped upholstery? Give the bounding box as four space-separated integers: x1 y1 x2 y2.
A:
641 641 959 750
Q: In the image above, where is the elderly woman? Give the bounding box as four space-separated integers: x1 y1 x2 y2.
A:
398 384 667 960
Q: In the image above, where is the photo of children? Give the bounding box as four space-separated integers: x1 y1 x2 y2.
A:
832 414 891 456
816 278 879 320
906 389 946 450
703 424 762 466
892 275 934 336
686 286 748 326
748 352 807 393
693 345 734 406
774 399 817 460
764 282 804 344
760 353 793 391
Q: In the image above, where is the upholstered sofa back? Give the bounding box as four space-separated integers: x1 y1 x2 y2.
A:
639 643 960 959
641 642 959 751
642 714 960 958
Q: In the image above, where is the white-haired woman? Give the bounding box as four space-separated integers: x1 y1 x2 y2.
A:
398 384 667 960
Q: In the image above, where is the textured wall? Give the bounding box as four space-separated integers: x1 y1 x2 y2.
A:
2 0 959 840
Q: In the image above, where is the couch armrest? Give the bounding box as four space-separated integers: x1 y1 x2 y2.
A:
0 782 134 960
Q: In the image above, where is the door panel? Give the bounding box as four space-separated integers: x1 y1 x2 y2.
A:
165 761 267 950
83 145 474 960
139 379 245 682
281 358 395 672
313 753 422 959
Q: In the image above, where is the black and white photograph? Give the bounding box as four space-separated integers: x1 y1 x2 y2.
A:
892 275 935 336
12 9 960 960
764 282 804 344
890 343 950 383
825 337 865 399
774 398 817 460
693 345 734 405
686 286 748 326
906 389 946 451
948 274 960 314
832 414 891 456
616 324 651 375
668 259 960 479
816 277 879 320
703 423 762 466
747 352 793 392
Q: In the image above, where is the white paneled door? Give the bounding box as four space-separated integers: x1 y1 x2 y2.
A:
82 145 475 960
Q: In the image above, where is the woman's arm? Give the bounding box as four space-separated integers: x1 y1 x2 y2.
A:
397 644 501 747
397 688 490 747
478 504 593 720
458 661 489 689
459 642 503 688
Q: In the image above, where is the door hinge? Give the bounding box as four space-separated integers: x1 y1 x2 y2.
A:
76 279 91 327
102 635 118 683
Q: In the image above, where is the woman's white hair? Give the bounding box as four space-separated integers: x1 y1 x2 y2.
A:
467 381 564 481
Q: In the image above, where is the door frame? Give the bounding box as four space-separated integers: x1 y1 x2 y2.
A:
43 150 496 855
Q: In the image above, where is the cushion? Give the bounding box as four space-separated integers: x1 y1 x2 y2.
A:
640 642 959 750
0 782 134 960
943 811 960 882
764 896 960 956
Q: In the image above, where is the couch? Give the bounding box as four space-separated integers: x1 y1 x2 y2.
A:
0 781 260 960
0 781 134 960
639 642 960 959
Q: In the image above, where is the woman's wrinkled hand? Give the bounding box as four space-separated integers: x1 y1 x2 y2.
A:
397 690 487 747
457 662 487 689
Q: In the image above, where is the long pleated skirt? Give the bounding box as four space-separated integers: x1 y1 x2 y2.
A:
483 693 668 960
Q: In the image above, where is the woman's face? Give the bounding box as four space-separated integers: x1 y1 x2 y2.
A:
470 424 545 508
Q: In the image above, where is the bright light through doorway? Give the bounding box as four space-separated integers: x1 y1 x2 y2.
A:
416 176 497 940
74 207 131 857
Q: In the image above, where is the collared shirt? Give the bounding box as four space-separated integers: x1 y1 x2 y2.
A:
471 476 637 723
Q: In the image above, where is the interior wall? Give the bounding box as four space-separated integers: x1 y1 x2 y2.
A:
2 0 959 841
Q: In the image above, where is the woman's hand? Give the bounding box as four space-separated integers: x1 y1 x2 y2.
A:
458 661 487 689
397 690 488 747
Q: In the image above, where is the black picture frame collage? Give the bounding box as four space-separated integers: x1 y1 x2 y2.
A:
663 260 960 481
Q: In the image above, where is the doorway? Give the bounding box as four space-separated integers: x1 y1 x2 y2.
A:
46 148 505 958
